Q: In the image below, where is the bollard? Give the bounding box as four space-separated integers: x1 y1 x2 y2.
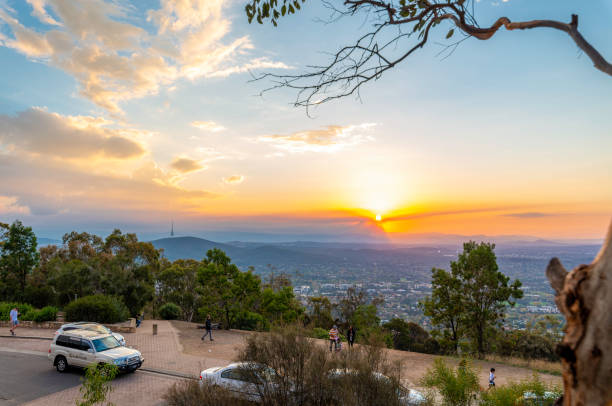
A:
152 323 158 335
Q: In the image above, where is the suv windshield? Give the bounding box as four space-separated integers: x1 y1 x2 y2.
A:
92 336 120 352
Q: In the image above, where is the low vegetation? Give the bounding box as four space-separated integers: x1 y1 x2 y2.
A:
0 302 57 322
76 363 118 406
159 302 182 320
163 380 254 406
65 295 129 324
421 358 480 406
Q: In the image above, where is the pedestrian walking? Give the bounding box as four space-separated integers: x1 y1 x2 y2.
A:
201 314 214 341
347 325 356 348
9 307 19 336
488 368 496 388
328 325 339 352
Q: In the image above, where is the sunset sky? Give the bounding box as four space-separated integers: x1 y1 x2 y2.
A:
0 0 610 242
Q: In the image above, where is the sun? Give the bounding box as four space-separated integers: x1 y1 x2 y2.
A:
375 214 382 222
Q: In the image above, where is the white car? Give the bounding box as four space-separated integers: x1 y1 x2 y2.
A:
49 329 143 373
199 362 279 401
56 322 126 346
328 369 426 405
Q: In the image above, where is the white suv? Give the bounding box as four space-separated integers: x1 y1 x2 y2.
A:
55 322 126 346
49 329 143 373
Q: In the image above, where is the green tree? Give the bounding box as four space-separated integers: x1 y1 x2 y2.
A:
454 241 523 358
419 267 464 354
102 230 158 316
306 296 334 329
260 286 303 325
156 259 201 321
0 220 39 301
352 303 381 339
198 249 262 329
383 318 438 354
338 285 383 328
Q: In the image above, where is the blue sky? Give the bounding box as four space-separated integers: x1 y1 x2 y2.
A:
0 0 610 242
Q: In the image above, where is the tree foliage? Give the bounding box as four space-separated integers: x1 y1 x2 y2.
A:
245 0 612 110
456 241 523 357
77 363 118 406
421 241 522 358
420 267 464 353
383 318 439 354
0 220 39 301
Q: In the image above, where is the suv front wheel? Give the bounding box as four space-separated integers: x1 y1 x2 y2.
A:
55 356 68 372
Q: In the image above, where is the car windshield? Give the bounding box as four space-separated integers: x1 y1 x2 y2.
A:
92 336 120 352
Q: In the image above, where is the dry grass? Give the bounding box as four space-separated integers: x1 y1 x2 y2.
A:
483 354 562 376
163 380 255 406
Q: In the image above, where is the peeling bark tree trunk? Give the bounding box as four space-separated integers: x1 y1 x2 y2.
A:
546 220 612 406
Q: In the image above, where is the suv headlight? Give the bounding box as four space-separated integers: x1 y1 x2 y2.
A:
113 358 128 365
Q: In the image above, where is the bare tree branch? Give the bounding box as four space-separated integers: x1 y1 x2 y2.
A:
247 0 612 109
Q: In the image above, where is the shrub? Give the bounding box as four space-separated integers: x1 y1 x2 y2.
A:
34 306 58 322
159 303 182 320
22 309 38 321
77 363 118 406
0 302 34 321
310 327 329 340
493 329 559 362
237 325 406 406
421 358 479 406
163 380 254 406
65 295 129 324
479 374 562 406
234 311 269 331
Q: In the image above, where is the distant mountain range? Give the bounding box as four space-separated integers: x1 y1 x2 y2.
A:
149 235 602 272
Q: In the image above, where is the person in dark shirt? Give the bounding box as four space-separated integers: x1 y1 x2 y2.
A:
202 314 214 341
347 325 356 348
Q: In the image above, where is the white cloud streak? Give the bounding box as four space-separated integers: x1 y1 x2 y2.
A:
257 123 376 153
0 0 289 114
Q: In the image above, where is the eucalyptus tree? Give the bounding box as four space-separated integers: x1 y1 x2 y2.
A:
0 220 39 301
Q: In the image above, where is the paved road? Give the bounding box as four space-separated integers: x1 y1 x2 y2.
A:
0 351 82 405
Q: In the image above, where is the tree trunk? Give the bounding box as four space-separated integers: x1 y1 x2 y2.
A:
546 220 612 406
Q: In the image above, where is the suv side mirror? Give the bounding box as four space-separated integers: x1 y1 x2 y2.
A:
87 348 94 353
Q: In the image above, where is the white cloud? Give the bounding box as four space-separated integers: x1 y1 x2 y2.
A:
191 120 225 132
223 175 244 185
26 0 61 26
0 0 289 114
0 196 31 215
170 157 205 174
0 108 145 160
257 123 376 153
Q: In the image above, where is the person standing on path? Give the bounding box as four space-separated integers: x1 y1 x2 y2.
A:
488 368 496 388
9 307 19 336
328 325 339 352
347 325 356 348
201 314 214 341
